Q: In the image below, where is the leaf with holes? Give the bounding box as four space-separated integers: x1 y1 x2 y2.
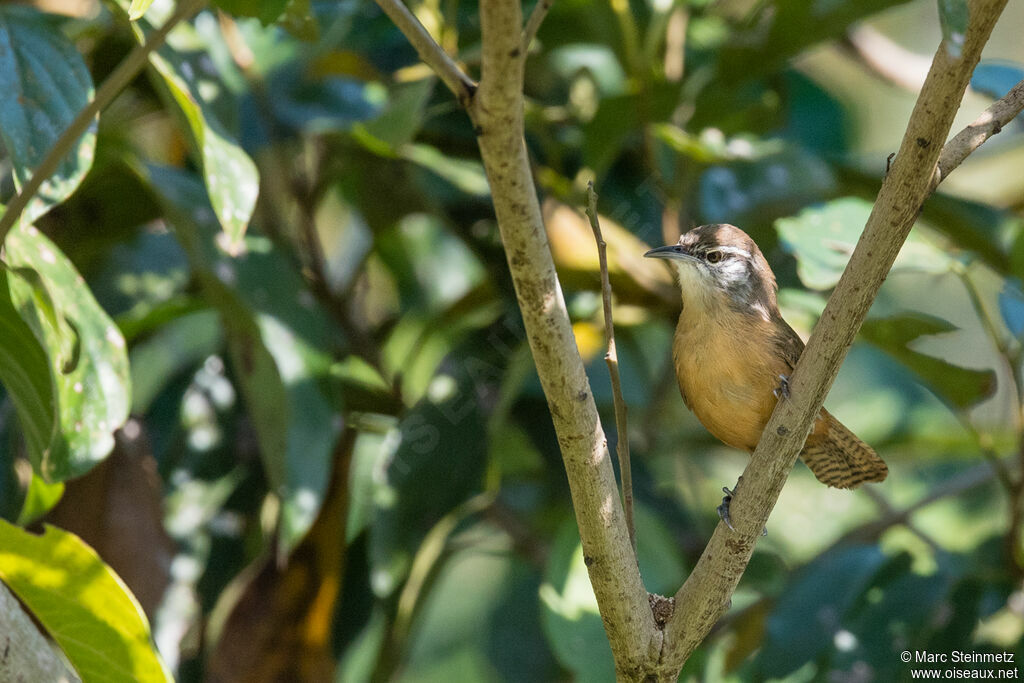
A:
5 225 131 481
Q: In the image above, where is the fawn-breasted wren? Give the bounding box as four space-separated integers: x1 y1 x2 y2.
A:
645 223 888 489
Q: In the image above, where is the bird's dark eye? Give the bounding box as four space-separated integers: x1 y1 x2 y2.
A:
706 250 722 264
674 246 682 252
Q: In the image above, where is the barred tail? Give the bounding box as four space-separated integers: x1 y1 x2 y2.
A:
800 410 888 489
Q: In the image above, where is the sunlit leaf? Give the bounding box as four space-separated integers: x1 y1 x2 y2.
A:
16 472 64 525
540 518 615 682
6 226 132 481
859 314 996 410
540 506 686 681
128 0 155 20
0 520 171 682
776 197 954 290
123 7 259 252
0 5 96 226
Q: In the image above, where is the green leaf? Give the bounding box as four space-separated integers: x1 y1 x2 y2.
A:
711 0 916 84
0 5 96 226
214 0 290 25
859 314 996 410
6 225 132 481
401 144 491 198
400 521 558 681
938 0 969 58
757 545 889 678
128 13 259 252
128 0 155 20
16 472 64 525
775 197 953 290
540 505 686 681
138 164 338 557
540 517 615 682
129 309 223 414
700 147 835 228
0 268 58 477
356 78 435 150
0 520 171 682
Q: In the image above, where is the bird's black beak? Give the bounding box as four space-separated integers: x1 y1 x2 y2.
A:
644 244 695 261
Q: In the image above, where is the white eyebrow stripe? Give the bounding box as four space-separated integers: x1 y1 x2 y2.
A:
711 246 751 258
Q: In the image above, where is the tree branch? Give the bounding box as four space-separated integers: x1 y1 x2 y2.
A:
469 0 656 676
658 0 1011 673
0 580 80 682
522 0 553 52
372 0 477 107
585 183 636 555
934 76 1024 188
0 0 208 242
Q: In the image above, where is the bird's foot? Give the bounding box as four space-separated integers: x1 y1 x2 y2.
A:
716 476 767 536
717 485 737 531
773 374 791 400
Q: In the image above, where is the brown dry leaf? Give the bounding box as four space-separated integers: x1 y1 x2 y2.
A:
543 199 677 308
44 421 175 618
205 429 355 683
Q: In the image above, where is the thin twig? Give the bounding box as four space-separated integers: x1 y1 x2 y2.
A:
522 0 553 52
844 24 931 92
0 0 210 242
585 182 636 556
933 77 1024 189
372 0 477 107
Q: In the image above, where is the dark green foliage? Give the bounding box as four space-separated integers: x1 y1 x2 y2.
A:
1 0 1023 680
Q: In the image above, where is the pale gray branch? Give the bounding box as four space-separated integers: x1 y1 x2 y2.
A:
934 76 1024 188
471 0 656 677
658 0 1012 674
372 0 477 107
522 0 554 51
0 580 80 682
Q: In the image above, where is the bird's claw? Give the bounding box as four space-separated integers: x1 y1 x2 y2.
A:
716 478 767 536
773 374 791 400
717 486 736 531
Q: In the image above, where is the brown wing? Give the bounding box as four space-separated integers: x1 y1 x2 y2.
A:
770 314 805 371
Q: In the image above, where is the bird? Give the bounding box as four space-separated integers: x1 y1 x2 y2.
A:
644 223 887 526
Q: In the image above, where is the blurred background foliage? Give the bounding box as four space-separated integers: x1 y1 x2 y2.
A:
1 0 1024 680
